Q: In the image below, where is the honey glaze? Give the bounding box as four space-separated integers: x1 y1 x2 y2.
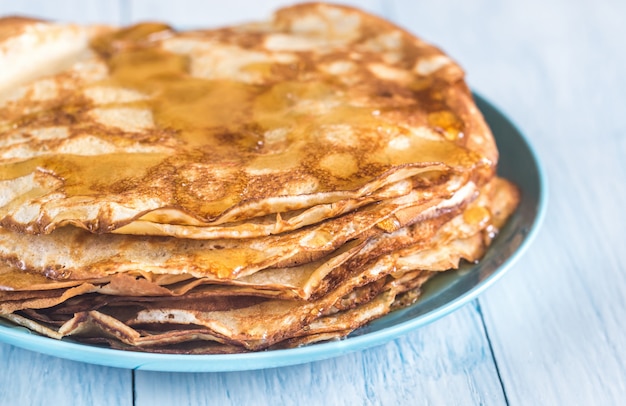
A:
1 19 491 222
106 48 263 151
463 206 491 227
0 153 166 195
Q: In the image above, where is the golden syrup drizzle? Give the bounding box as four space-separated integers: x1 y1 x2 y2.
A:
106 48 263 150
427 111 465 141
373 132 479 168
463 206 491 227
188 247 267 279
376 217 402 233
1 22 483 224
0 152 165 186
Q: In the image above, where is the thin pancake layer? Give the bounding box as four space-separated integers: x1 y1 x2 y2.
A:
0 177 519 353
0 179 477 280
0 178 516 301
0 3 496 235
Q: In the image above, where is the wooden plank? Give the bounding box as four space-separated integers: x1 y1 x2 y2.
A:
481 144 626 405
0 343 132 406
0 0 123 24
134 304 505 406
392 0 626 404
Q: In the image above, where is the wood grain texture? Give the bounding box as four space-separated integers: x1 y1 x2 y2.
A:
0 343 133 406
392 0 626 404
1 0 625 405
134 304 505 406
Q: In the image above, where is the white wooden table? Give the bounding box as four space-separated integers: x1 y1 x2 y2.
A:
1 1 625 404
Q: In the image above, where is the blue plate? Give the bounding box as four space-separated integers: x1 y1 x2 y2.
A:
0 94 547 372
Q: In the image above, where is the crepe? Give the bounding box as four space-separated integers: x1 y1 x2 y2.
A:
1 177 518 352
0 3 519 353
0 3 495 236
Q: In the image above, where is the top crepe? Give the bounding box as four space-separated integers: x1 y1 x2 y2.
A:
0 3 496 237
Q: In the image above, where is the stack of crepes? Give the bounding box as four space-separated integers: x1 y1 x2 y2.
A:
0 3 519 354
